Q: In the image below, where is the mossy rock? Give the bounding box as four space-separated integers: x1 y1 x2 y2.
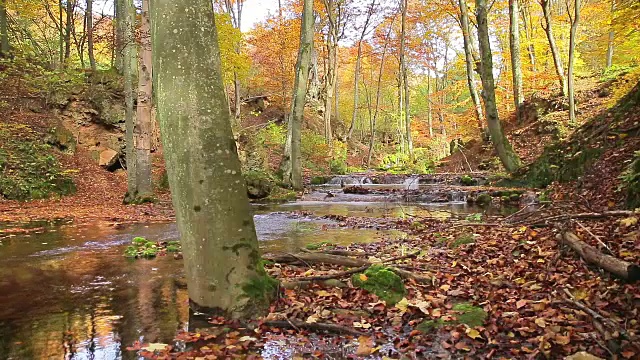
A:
450 234 475 249
305 241 334 250
245 170 274 199
460 175 476 186
416 319 444 334
310 176 330 185
352 265 406 305
452 303 487 327
622 151 640 209
476 193 492 205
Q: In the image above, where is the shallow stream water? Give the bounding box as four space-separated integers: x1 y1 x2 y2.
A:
0 196 494 359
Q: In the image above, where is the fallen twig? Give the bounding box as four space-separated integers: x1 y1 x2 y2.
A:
517 210 633 226
262 320 364 336
574 221 613 255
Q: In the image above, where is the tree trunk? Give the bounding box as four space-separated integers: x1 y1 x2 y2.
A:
123 0 138 201
476 0 522 173
58 0 64 66
0 0 9 57
151 0 272 317
400 0 412 160
606 0 614 69
367 21 393 167
86 0 96 71
540 0 567 96
114 0 125 73
64 0 72 62
427 70 433 138
568 0 581 123
324 39 337 145
282 0 314 190
509 0 524 123
133 0 152 199
458 0 484 136
520 2 536 73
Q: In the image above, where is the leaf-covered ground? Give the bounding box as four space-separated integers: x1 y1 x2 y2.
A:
126 208 640 359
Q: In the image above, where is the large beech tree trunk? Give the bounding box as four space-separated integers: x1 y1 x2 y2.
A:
567 0 580 123
133 0 152 198
476 0 522 173
458 0 484 135
509 0 524 123
123 0 138 201
282 0 314 190
0 0 9 57
151 0 271 317
540 0 567 96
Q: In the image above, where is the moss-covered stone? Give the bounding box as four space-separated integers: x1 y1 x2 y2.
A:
351 265 406 305
310 176 330 185
450 234 475 248
476 193 492 205
622 151 640 209
305 241 334 250
245 170 274 199
460 175 476 186
452 303 487 327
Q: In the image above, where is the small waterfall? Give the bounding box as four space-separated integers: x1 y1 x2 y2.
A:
327 176 373 186
403 177 420 190
450 191 468 203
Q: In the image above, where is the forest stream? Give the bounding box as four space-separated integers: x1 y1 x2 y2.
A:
0 182 505 360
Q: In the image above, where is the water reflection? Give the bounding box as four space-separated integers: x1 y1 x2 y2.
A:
0 201 498 359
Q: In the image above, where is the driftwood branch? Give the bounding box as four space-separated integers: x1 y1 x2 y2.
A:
559 231 640 282
520 210 633 226
263 320 364 336
264 252 369 267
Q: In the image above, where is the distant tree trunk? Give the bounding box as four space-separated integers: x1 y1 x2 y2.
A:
427 70 433 138
346 1 376 141
509 0 524 123
282 0 314 190
476 0 522 173
58 0 64 66
567 0 581 123
114 0 124 73
540 0 567 96
520 2 536 73
86 0 96 71
367 21 393 167
400 0 412 159
222 0 244 124
0 0 9 57
606 0 614 69
123 0 138 201
64 0 73 62
458 0 484 136
133 0 152 199
151 0 271 317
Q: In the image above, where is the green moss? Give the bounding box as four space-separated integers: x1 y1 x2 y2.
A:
240 260 279 311
460 175 476 186
305 241 334 250
310 176 330 185
450 234 475 249
351 265 406 305
133 237 148 246
124 246 138 258
416 319 444 334
263 187 297 203
621 151 640 209
452 303 487 327
476 193 492 205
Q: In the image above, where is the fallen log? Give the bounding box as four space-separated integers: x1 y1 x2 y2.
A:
521 210 633 226
300 248 369 257
263 320 363 336
559 231 640 282
387 266 433 285
264 252 369 267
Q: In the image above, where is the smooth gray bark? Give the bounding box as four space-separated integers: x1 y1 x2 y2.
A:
322 0 339 145
458 0 484 135
123 0 138 200
86 0 96 71
114 0 124 73
476 0 522 173
134 0 152 198
58 0 64 66
540 0 567 96
151 0 267 317
509 0 524 123
282 0 314 190
568 0 581 123
0 0 9 57
64 0 72 61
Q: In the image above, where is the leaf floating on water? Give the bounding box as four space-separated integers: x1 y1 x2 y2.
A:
141 343 169 352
